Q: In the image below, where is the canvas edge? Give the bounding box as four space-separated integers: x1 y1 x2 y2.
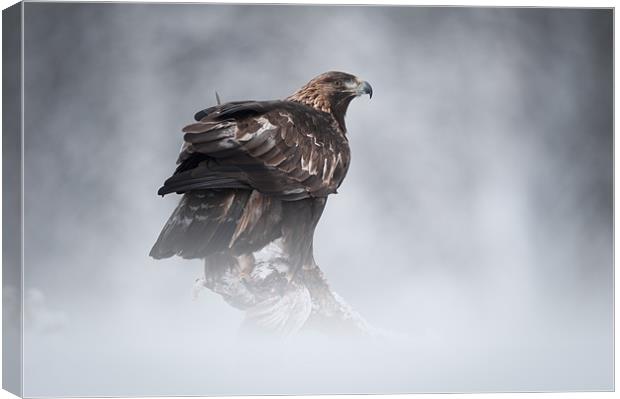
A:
2 1 23 397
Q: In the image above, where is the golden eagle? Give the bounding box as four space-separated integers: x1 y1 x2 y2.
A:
150 71 373 335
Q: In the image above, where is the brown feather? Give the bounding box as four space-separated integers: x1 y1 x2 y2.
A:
153 71 367 265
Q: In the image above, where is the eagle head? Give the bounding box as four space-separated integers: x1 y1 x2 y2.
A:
287 71 372 132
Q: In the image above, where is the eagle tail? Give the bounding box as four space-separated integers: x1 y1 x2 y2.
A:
149 190 251 260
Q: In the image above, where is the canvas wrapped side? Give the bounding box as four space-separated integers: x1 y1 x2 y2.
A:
3 2 23 397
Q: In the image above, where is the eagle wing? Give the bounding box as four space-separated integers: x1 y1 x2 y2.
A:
158 101 350 200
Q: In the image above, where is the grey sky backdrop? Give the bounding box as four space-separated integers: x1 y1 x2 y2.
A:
17 3 612 396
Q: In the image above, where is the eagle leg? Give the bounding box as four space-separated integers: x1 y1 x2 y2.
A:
203 253 258 310
235 253 255 280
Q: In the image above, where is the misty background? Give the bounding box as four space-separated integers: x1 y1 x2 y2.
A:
17 3 612 396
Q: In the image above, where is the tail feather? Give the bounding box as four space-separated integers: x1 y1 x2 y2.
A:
149 190 251 259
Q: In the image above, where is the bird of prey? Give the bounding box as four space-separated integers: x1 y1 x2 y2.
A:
150 71 373 335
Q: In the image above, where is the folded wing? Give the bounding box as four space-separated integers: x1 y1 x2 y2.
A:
158 101 350 201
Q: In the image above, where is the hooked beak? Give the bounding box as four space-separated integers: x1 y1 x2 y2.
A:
357 80 373 99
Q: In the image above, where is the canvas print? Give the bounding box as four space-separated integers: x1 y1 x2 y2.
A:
2 2 614 397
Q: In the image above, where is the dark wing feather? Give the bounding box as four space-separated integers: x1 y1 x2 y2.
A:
150 188 284 259
150 190 251 259
159 101 350 200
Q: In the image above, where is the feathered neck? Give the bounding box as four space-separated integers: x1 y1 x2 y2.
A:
286 85 350 133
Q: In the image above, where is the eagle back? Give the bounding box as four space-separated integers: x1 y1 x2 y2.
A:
160 100 351 200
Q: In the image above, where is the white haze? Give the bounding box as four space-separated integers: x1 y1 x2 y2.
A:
16 4 612 396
